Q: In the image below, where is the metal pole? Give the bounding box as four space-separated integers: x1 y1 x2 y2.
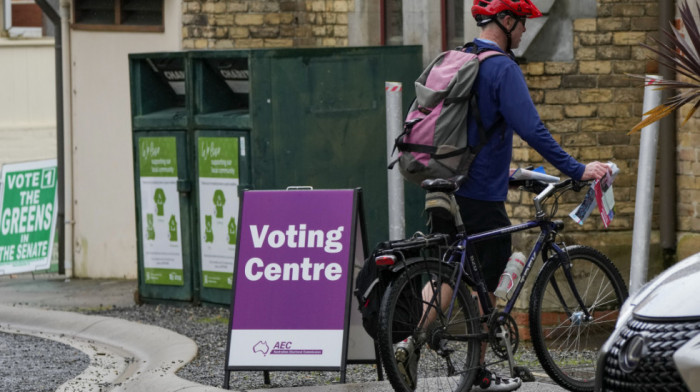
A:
385 82 405 241
630 75 663 295
658 0 677 268
35 0 65 275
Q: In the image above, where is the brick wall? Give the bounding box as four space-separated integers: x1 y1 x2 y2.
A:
181 0 354 49
677 91 700 258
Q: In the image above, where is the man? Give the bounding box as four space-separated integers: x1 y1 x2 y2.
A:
396 1 612 391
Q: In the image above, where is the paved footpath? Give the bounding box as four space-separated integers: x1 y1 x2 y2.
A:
0 274 567 392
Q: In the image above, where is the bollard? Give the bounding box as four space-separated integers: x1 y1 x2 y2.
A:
629 75 663 295
385 82 405 241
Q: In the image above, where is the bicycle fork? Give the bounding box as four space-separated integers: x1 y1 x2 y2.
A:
546 243 593 323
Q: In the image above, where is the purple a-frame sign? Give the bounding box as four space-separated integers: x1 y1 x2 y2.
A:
224 188 374 388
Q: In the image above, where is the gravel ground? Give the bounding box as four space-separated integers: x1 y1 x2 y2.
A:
1 302 556 391
0 331 90 392
84 304 550 390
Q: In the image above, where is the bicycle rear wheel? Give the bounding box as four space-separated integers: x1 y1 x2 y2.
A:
377 258 481 392
529 245 627 392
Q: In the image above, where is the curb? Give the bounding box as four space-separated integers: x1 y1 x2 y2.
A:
0 304 226 392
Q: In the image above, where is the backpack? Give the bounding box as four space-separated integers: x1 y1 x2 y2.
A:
390 43 505 185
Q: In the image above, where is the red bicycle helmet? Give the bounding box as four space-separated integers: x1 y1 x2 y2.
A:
471 0 543 20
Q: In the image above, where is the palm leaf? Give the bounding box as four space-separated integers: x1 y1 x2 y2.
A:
629 1 700 133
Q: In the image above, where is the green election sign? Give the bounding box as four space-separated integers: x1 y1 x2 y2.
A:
138 137 184 286
198 137 240 289
0 160 58 274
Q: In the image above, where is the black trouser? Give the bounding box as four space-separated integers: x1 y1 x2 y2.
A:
429 196 511 292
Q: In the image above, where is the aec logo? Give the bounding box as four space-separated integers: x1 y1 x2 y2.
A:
253 341 293 356
253 341 269 356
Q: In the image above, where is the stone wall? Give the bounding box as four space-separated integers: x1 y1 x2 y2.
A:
181 0 354 49
677 92 700 259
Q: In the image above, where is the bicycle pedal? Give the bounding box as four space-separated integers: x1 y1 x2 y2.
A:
513 366 535 382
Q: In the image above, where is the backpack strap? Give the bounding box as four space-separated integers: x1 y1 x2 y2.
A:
466 45 506 164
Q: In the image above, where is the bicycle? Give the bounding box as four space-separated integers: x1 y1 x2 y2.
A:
373 174 628 392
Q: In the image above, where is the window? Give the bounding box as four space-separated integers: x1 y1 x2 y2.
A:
443 0 464 50
381 0 403 46
72 0 163 32
3 0 43 38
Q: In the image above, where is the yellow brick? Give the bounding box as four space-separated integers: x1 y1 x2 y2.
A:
578 146 614 160
536 105 564 120
564 105 597 118
235 38 265 48
334 25 348 37
227 3 248 12
264 13 281 25
280 13 295 24
544 62 577 75
545 90 579 104
580 89 613 103
229 27 249 38
235 14 264 26
264 38 294 47
202 2 215 13
333 1 349 12
194 39 209 49
310 1 325 12
613 32 647 46
579 61 612 74
573 19 596 32
527 76 561 89
213 40 234 49
214 2 226 13
525 62 544 76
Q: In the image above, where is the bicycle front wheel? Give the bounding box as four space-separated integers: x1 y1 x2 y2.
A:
377 258 481 392
529 245 628 392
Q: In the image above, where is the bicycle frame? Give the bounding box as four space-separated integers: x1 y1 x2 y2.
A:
445 217 592 324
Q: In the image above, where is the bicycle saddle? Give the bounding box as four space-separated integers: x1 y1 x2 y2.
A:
420 175 466 193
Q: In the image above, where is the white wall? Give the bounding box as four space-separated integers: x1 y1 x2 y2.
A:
0 38 57 165
69 1 182 278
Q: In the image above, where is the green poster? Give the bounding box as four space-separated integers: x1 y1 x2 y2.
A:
138 137 184 286
0 160 58 274
197 137 240 289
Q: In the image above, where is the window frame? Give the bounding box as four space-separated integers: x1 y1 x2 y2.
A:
71 0 164 33
380 0 403 46
442 0 464 51
4 0 43 38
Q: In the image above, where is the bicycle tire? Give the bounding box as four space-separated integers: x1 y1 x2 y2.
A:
529 245 628 392
377 258 481 392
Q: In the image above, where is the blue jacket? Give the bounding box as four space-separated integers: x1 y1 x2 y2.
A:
456 39 585 201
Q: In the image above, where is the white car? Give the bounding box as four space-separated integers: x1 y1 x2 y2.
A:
595 252 700 391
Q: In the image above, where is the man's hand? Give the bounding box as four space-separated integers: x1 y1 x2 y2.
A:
581 161 612 181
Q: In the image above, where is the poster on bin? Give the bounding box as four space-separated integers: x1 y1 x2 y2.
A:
138 137 184 286
197 137 240 289
227 189 358 369
0 160 58 275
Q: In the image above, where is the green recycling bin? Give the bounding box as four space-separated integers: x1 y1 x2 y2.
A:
191 50 253 305
130 52 195 303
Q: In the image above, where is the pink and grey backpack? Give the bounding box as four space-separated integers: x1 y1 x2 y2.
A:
391 43 504 185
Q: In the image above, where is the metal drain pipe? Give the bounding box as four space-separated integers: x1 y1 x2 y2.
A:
658 0 677 268
35 0 65 275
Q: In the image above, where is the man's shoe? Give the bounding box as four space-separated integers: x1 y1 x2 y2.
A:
395 337 419 390
471 368 522 391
